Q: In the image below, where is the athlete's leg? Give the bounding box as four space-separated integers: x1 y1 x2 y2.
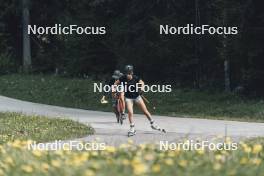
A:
126 98 136 136
120 92 126 114
113 106 119 117
112 99 119 122
135 97 152 121
126 98 134 124
136 96 165 132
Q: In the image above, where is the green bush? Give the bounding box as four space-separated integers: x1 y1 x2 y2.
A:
0 52 16 75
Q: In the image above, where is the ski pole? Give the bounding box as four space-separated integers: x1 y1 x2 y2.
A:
141 95 156 110
141 95 150 104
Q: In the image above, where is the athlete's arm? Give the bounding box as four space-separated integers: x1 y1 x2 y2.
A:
112 79 120 98
138 79 144 94
101 79 110 102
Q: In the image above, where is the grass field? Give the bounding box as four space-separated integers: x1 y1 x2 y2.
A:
0 74 263 122
0 112 94 144
0 139 263 176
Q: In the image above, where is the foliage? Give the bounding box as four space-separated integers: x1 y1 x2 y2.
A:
0 52 16 74
0 0 264 94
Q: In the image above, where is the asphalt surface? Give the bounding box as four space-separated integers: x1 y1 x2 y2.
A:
1 95 264 145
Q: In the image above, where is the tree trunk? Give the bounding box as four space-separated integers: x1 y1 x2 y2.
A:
194 0 201 89
223 10 231 92
22 0 31 73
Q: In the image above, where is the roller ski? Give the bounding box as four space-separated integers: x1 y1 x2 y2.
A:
128 125 136 137
121 112 126 120
150 121 166 133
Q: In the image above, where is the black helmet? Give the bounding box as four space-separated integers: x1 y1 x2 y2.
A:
112 70 122 79
124 65 134 74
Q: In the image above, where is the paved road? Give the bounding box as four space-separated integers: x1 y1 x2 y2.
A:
1 95 264 145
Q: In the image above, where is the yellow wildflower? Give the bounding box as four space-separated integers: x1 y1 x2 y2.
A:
5 157 14 166
41 163 49 171
11 140 22 149
122 159 130 165
251 158 262 166
32 150 42 157
55 150 64 156
241 143 247 148
133 163 147 175
213 163 221 170
0 147 6 154
91 151 98 157
240 157 248 165
197 149 205 155
252 144 262 154
127 139 134 144
168 150 177 157
225 137 232 144
159 153 165 158
178 160 188 167
136 151 143 157
165 158 174 165
51 160 61 168
120 143 130 149
71 154 87 166
215 154 223 161
144 153 154 161
26 140 34 145
85 170 95 176
21 165 33 173
0 163 9 170
105 146 116 153
244 146 252 153
81 152 90 159
132 157 142 165
152 164 161 173
21 140 33 146
0 169 4 176
139 144 146 150
63 143 70 150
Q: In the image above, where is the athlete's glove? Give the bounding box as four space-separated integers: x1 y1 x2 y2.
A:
100 96 108 104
